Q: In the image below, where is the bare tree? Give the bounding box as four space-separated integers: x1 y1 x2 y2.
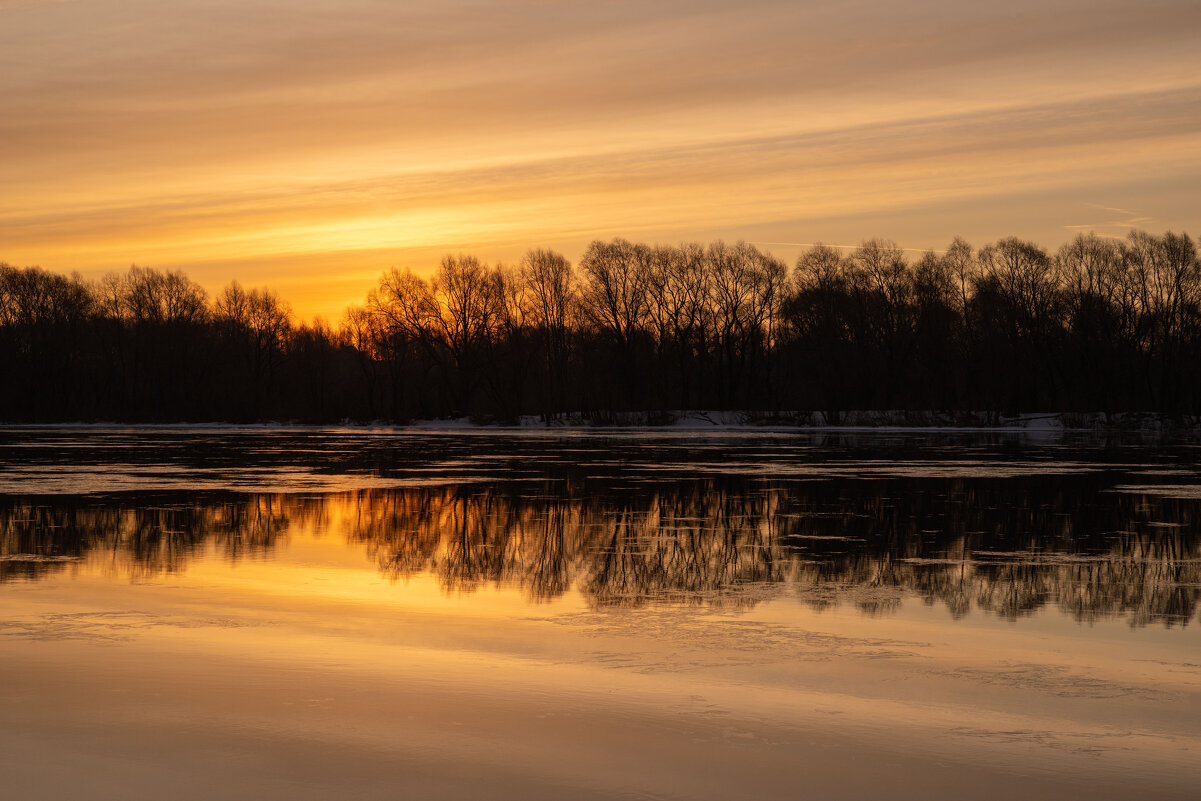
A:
577 238 650 352
340 305 384 419
433 254 502 369
975 238 1063 409
940 237 977 331
707 241 784 408
213 281 292 417
92 266 210 418
521 248 575 417
1123 230 1200 410
577 238 653 410
645 243 711 408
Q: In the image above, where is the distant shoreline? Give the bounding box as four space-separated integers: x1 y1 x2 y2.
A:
3 410 1198 433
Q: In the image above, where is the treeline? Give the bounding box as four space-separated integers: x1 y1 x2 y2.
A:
2 229 1199 422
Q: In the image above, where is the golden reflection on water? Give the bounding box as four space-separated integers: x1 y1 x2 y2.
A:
2 485 1201 800
4 485 1200 626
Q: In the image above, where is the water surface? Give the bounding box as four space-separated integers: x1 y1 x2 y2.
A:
2 428 1199 799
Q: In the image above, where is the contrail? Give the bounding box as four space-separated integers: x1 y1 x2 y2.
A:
751 241 947 254
1083 202 1139 217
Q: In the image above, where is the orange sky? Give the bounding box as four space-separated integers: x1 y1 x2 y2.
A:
3 0 1200 321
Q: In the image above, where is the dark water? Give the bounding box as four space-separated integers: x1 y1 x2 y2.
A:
5 427 1200 624
1 427 1199 799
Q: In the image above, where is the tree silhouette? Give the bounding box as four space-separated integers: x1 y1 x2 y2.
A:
2 229 1200 423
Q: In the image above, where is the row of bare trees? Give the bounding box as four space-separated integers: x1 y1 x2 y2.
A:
0 265 300 420
2 229 1199 421
344 239 789 419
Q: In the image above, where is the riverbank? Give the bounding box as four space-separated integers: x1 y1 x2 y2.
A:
426 409 1201 432
4 410 1199 433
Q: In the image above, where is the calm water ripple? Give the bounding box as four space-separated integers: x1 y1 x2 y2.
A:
1 428 1199 800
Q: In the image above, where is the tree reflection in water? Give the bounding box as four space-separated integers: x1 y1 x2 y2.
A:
2 478 1198 626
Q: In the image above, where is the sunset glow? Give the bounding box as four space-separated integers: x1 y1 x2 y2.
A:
4 0 1200 319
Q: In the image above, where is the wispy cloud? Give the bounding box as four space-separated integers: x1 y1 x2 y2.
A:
2 0 1199 318
1064 203 1157 237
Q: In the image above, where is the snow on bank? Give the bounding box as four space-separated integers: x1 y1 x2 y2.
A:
408 410 1200 432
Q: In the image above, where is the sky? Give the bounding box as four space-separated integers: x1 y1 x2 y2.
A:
3 0 1199 321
